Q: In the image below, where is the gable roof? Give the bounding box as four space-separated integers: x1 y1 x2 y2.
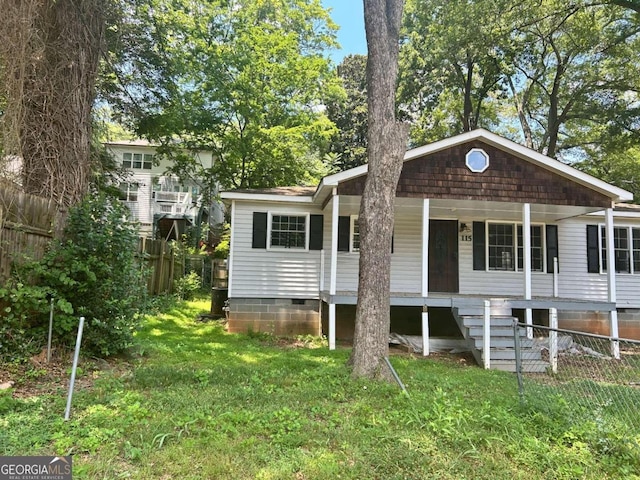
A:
221 129 633 206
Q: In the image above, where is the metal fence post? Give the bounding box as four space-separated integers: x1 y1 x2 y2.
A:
549 308 558 374
513 319 525 403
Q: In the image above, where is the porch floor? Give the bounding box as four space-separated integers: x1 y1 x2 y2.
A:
320 290 615 312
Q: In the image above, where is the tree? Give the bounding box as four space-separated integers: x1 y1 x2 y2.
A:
507 1 640 158
103 0 341 190
398 0 518 144
0 0 106 209
324 54 369 171
348 0 409 380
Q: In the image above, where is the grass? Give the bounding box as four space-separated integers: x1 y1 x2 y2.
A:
1 297 639 479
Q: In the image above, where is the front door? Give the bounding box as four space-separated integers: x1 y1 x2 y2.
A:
428 220 459 293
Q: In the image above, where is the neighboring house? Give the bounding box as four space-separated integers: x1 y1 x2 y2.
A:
105 140 224 239
221 129 640 369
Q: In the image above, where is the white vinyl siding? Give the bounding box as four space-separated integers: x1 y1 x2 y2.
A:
458 219 554 297
230 202 322 298
229 198 640 308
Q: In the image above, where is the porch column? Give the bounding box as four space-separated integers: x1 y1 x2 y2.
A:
522 203 533 337
328 190 339 350
605 207 620 358
421 199 430 356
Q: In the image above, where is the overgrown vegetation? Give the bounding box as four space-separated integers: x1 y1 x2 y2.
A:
0 194 147 361
1 298 638 478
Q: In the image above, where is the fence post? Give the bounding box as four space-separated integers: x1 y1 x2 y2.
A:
513 319 525 403
549 308 558 374
483 299 491 369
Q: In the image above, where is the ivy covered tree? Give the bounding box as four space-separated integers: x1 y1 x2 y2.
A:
103 0 341 190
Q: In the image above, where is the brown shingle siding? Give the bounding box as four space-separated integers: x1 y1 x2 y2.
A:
337 141 611 208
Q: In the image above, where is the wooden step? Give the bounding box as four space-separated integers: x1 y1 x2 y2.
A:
472 337 535 349
489 360 549 373
468 326 521 337
462 316 515 328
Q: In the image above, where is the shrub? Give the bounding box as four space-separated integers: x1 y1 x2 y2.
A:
0 194 148 360
174 272 202 300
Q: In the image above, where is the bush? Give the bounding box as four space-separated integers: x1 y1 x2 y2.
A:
174 272 202 300
0 194 148 360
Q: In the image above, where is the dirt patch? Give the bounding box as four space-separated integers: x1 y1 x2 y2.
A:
0 348 130 399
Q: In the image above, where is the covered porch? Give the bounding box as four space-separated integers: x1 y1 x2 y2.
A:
319 193 623 369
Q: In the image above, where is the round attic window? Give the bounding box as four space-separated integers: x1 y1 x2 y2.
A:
465 148 489 173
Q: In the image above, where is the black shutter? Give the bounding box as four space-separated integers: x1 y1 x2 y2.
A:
473 222 486 270
252 212 267 249
391 233 394 254
338 216 350 251
309 215 324 250
546 225 559 273
586 224 600 273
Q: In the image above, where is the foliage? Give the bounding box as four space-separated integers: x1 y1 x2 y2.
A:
324 54 369 171
1 298 638 478
0 194 148 361
399 0 515 144
173 272 202 301
103 0 341 190
399 0 640 165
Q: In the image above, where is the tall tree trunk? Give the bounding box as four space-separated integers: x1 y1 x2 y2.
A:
349 0 409 380
0 0 104 210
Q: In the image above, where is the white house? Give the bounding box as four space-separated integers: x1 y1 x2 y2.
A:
221 129 640 369
105 140 224 239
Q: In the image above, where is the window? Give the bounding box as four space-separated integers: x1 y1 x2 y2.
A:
517 225 544 272
487 222 545 272
122 152 153 170
118 182 139 202
600 226 634 273
465 148 489 173
634 229 640 273
351 216 360 252
270 214 307 249
488 223 514 270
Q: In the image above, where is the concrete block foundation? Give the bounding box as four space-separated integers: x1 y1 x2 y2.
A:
558 310 640 340
227 298 321 336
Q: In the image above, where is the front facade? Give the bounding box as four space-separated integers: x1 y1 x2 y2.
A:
105 140 224 239
221 130 640 366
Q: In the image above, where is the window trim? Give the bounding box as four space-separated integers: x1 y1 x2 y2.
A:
119 182 139 202
267 212 310 251
598 224 639 275
485 221 547 273
465 148 490 173
350 215 360 253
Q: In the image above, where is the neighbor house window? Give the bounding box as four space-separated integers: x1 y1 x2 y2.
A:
118 182 139 202
123 152 153 170
600 226 632 273
270 214 307 249
488 222 545 272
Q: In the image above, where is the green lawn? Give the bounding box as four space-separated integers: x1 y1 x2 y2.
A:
1 298 639 479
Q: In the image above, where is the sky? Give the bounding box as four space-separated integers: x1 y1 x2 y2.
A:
321 1 367 63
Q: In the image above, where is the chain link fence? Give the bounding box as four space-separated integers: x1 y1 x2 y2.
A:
513 321 640 439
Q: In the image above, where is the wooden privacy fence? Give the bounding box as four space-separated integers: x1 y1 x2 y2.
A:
139 238 184 295
0 183 184 296
0 184 57 282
